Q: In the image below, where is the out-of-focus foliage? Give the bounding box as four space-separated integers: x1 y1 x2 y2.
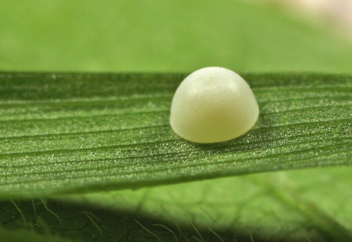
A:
0 0 351 73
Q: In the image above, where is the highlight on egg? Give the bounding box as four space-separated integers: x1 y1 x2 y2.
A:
170 67 259 143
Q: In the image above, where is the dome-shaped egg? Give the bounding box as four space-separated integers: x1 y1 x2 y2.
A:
170 67 259 143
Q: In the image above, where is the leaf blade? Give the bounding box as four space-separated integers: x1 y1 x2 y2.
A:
0 72 351 199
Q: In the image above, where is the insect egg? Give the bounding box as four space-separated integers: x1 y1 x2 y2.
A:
170 67 259 143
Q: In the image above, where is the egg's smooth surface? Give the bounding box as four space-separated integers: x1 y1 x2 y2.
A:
170 67 259 143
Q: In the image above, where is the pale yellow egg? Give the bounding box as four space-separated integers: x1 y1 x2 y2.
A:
170 67 259 143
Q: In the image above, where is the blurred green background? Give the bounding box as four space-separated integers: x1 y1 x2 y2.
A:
1 0 352 73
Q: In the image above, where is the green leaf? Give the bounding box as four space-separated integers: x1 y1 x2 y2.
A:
68 167 352 241
0 228 77 242
0 72 351 200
